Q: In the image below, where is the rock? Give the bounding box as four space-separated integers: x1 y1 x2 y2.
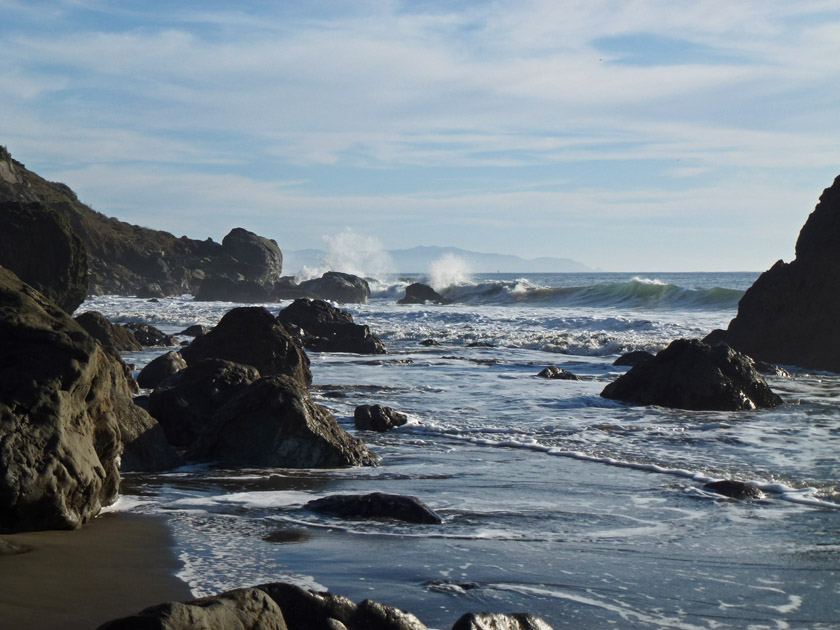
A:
277 299 386 355
123 322 176 347
0 538 30 555
0 198 89 313
177 324 208 337
194 277 272 303
720 175 840 372
137 351 188 389
190 375 377 468
703 480 764 500
97 587 288 630
397 283 452 305
354 405 409 432
753 361 790 378
118 401 184 473
600 339 782 411
298 271 371 304
149 359 261 449
452 613 554 630
181 306 312 387
467 341 493 348
420 339 440 346
272 276 310 300
0 267 124 532
221 227 283 285
305 492 442 524
74 311 143 353
613 350 654 367
537 366 582 380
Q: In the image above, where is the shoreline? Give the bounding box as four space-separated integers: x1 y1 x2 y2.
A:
0 511 192 630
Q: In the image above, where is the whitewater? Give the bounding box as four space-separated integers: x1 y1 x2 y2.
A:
89 272 839 629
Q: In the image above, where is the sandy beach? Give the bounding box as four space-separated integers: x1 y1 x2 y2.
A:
0 512 192 630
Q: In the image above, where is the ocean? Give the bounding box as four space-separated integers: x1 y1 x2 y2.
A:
90 272 840 629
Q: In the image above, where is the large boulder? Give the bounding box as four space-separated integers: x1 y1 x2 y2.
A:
0 199 89 312
354 404 408 432
148 359 261 449
277 299 386 355
0 267 124 532
74 311 143 353
222 227 284 285
721 175 840 372
305 492 442 524
397 283 452 305
181 306 312 387
298 271 371 304
98 587 288 630
600 339 782 411
189 375 377 468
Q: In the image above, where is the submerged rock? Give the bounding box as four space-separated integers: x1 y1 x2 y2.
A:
181 306 312 387
190 375 377 468
613 350 654 367
398 283 452 305
452 613 554 630
298 271 371 304
537 366 582 380
703 480 764 500
277 299 386 355
600 339 782 411
354 404 409 432
306 492 442 524
720 175 840 372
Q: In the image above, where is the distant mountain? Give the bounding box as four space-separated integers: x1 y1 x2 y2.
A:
283 245 591 274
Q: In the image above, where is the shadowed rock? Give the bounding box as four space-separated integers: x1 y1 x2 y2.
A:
452 613 554 630
298 271 371 304
278 299 385 355
177 324 208 337
613 350 654 367
194 277 272 303
221 227 283 285
537 366 582 380
601 339 782 411
306 492 442 524
398 283 452 305
74 311 142 353
703 480 764 500
137 351 188 390
354 405 408 432
123 322 176 347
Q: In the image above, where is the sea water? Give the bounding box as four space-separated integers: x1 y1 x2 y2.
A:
89 272 840 629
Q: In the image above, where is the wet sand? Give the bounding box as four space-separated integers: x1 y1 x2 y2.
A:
0 512 192 630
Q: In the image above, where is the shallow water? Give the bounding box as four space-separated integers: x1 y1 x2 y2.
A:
90 272 840 629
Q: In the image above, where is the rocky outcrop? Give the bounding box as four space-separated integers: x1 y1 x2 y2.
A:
398 283 452 305
537 366 581 380
354 404 408 432
0 267 123 532
74 311 143 353
136 350 188 390
189 375 377 468
600 339 782 411
0 148 283 298
148 359 261 448
0 199 88 312
298 271 371 303
194 277 272 303
720 175 840 372
277 299 386 355
452 613 553 630
181 306 312 387
306 492 442 524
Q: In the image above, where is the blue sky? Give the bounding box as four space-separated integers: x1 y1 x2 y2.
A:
2 0 839 271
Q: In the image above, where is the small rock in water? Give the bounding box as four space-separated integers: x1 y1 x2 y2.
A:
420 339 440 346
703 480 764 500
467 341 494 347
354 404 408 432
613 350 654 367
123 322 176 347
177 324 209 337
452 612 554 630
306 492 442 524
537 366 582 380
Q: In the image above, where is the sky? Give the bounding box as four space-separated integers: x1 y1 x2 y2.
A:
2 0 839 272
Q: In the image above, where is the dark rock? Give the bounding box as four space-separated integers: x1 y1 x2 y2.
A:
754 361 791 378
123 322 176 347
397 283 452 305
277 299 386 355
177 324 208 337
74 311 143 353
0 199 88 313
257 582 427 630
537 366 582 380
467 341 493 347
149 359 261 449
0 267 123 532
194 277 272 303
306 492 442 524
181 306 312 387
118 402 184 473
221 227 283 285
190 375 377 468
0 538 30 555
298 271 371 304
613 350 655 367
721 175 840 372
600 339 782 411
354 404 409 432
703 480 764 500
97 587 288 630
137 351 188 390
452 613 554 630
420 339 440 346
